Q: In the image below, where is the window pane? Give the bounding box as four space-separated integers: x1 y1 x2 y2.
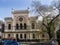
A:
16 24 19 30
32 23 35 29
16 34 18 38
20 23 22 29
8 24 11 30
24 34 26 39
20 34 22 38
24 23 27 29
8 34 10 37
42 34 45 37
33 34 35 39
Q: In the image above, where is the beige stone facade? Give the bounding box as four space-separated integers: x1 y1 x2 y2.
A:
1 9 49 42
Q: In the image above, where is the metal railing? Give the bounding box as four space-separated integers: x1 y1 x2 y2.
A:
5 26 28 30
4 26 38 30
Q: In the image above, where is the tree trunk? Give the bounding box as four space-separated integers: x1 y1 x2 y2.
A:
56 30 60 45
47 27 52 40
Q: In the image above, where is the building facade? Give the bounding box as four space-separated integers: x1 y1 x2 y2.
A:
0 9 50 42
0 21 4 38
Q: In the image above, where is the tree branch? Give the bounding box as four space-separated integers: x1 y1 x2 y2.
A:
42 22 48 28
49 14 60 24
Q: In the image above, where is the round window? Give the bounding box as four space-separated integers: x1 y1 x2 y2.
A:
19 17 23 21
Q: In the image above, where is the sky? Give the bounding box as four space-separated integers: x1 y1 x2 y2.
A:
0 0 54 21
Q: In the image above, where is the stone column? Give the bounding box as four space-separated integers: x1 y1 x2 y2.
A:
27 33 29 39
23 33 24 39
13 20 15 31
5 34 8 38
18 33 20 39
30 33 32 39
14 33 16 38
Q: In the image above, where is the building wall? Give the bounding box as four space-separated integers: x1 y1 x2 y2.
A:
3 9 49 42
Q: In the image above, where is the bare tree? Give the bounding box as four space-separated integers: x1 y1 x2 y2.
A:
52 0 60 45
32 0 60 40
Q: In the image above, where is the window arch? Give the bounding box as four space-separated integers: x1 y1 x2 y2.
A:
8 34 10 37
24 23 27 29
8 24 11 30
20 23 23 29
42 34 45 37
32 23 35 29
20 34 23 39
32 34 35 39
24 34 26 39
16 34 18 38
16 23 19 30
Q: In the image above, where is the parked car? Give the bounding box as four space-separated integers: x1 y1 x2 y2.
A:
4 39 20 45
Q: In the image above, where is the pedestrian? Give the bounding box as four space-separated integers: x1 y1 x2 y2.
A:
49 38 55 45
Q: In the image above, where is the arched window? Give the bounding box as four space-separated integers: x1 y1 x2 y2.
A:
8 24 11 30
16 24 19 30
32 34 35 39
24 23 27 29
16 34 20 42
8 34 10 37
42 34 45 37
20 23 22 29
24 34 26 39
32 23 35 29
16 34 18 38
20 34 23 39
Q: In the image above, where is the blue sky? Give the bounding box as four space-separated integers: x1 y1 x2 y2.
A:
0 0 53 20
